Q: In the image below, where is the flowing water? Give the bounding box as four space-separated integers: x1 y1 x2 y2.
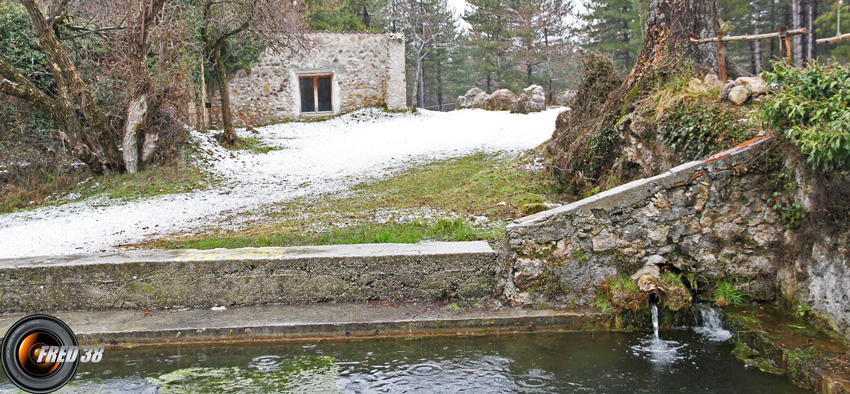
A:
694 304 734 341
0 331 807 393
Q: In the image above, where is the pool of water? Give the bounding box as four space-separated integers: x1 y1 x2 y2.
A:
0 330 807 393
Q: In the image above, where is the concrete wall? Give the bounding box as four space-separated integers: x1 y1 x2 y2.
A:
0 242 495 312
210 32 406 127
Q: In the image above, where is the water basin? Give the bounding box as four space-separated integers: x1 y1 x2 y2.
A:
0 331 807 393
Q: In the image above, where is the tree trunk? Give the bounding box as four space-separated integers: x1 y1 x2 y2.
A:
18 0 125 174
754 0 763 73
0 59 101 172
418 63 425 109
123 0 167 174
618 0 727 101
807 0 817 61
412 56 422 108
436 61 442 110
547 0 745 190
793 0 804 65
213 45 238 145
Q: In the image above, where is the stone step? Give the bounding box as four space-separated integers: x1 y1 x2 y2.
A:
0 242 497 312
0 302 610 345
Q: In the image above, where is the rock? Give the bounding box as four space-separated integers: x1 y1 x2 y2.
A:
554 90 576 106
661 282 692 311
592 230 617 252
705 74 721 86
511 85 547 114
456 87 489 109
728 85 751 105
484 89 518 111
735 76 769 95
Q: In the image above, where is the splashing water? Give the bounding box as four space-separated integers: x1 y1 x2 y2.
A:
631 304 686 368
694 305 732 341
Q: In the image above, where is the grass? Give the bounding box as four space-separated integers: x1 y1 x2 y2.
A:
714 281 750 306
639 72 723 121
171 219 497 250
237 136 283 154
136 151 559 250
1 156 215 214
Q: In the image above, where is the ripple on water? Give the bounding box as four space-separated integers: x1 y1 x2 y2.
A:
248 355 281 372
120 381 150 390
407 363 443 376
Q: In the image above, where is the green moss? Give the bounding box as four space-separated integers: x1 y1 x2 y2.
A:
572 250 589 265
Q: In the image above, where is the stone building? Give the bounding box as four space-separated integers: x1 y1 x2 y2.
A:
209 31 406 127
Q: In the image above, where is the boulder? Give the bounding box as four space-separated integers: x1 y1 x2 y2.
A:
735 76 769 95
456 87 488 109
728 85 751 105
511 85 547 114
484 89 518 111
554 90 576 106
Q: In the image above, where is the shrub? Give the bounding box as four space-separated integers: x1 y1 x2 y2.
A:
755 61 850 172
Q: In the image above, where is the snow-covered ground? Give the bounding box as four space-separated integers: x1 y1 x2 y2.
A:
0 108 562 258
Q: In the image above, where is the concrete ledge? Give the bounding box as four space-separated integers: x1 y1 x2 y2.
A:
0 242 498 312
0 302 612 345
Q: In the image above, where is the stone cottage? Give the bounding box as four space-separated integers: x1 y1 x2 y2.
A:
209 31 406 127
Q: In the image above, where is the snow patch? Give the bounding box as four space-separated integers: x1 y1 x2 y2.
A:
0 108 562 258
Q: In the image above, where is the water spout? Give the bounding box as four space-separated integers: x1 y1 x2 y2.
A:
651 304 660 340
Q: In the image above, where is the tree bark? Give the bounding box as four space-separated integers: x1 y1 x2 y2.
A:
807 0 817 61
617 0 727 102
213 45 238 145
793 0 804 65
754 0 763 73
122 0 167 174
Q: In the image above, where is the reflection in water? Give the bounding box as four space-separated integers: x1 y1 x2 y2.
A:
0 331 807 393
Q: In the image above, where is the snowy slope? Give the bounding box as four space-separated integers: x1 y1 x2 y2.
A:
0 108 562 258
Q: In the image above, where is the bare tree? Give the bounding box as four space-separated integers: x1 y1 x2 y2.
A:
0 0 123 174
122 0 168 174
199 0 306 145
394 0 456 109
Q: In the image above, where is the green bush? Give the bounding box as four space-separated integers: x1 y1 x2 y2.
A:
0 3 53 92
755 61 850 172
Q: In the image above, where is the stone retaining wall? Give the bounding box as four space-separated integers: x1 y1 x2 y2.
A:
0 242 495 312
502 136 850 339
501 137 781 306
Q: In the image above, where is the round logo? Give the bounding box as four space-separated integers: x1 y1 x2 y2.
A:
1 315 79 393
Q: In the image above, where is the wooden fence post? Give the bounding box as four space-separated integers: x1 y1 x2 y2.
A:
717 31 727 81
779 27 789 61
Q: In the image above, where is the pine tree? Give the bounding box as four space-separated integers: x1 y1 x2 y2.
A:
582 0 648 69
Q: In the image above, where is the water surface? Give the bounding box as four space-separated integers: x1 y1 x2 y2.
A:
0 331 807 393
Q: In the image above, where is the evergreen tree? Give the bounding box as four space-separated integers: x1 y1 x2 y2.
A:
465 0 514 92
582 0 648 69
816 0 850 62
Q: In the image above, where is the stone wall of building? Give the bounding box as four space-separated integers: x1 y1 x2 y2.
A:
500 136 850 339
210 32 406 127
